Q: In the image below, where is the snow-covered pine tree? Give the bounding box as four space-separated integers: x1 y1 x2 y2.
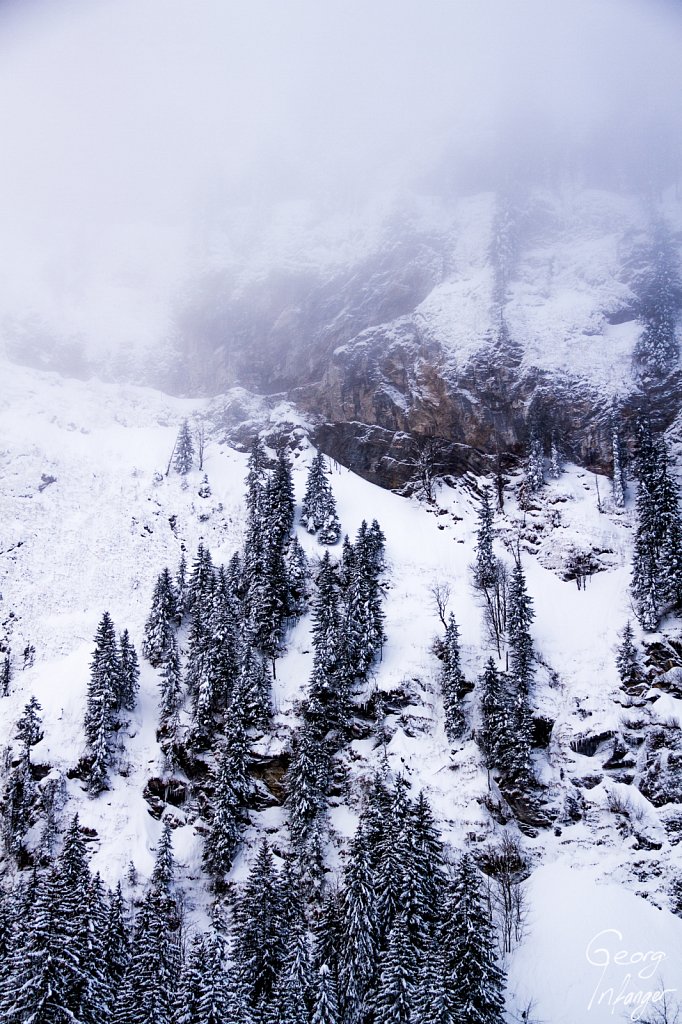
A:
233 643 271 731
1 753 35 855
312 963 341 1024
630 424 682 630
270 447 296 549
525 434 545 494
188 543 215 614
1 868 87 1024
373 776 412 944
175 552 189 622
159 631 183 749
634 224 680 376
473 487 498 591
15 695 43 755
114 878 182 1024
478 657 515 778
203 743 242 887
245 436 268 520
409 791 447 935
616 621 642 690
506 559 535 692
105 883 130 996
415 937 454 1024
442 854 506 1024
173 418 195 475
143 567 178 666
273 922 314 1024
439 613 466 741
117 629 140 711
285 536 310 620
473 489 508 656
233 839 285 1009
339 826 379 1024
174 933 208 1024
286 724 326 846
1 651 10 697
313 887 344 986
204 566 241 711
373 911 415 1024
84 611 120 791
302 453 341 544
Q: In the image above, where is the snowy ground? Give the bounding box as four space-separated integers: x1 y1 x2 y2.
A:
1 360 681 1019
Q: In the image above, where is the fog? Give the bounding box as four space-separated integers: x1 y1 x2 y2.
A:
1 0 681 371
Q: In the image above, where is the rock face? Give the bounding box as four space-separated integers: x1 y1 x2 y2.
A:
172 186 682 488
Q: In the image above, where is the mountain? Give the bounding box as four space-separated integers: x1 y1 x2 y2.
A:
1 358 681 1022
145 184 682 488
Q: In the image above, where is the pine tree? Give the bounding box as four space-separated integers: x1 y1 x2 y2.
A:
159 632 183 729
630 425 682 629
233 643 271 731
203 743 242 886
16 695 43 755
302 453 341 544
105 883 130 995
311 553 341 680
2 868 87 1024
143 568 178 667
442 854 505 1024
174 418 195 475
274 923 314 1024
373 912 415 1024
474 487 498 591
245 436 268 520
118 629 140 711
635 225 680 376
234 839 285 1008
114 882 182 1024
84 612 120 792
270 447 296 548
1 753 35 855
287 725 326 846
409 791 446 935
175 552 189 623
1 651 10 697
188 543 215 616
415 938 455 1024
175 933 208 1024
440 614 466 741
339 826 378 1024
313 887 344 986
479 657 515 777
507 560 535 689
312 964 340 1024
525 435 544 494
152 818 175 898
616 621 641 690
285 537 310 619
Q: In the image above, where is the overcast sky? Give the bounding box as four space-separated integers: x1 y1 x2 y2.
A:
1 0 681 357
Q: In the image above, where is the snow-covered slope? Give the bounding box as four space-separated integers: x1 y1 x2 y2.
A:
1 362 681 1019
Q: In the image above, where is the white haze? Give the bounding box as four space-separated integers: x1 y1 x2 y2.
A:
0 0 681 366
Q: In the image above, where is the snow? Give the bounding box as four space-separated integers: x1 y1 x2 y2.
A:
1 359 681 1020
408 186 679 396
509 862 682 1023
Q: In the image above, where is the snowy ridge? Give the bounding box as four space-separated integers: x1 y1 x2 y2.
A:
1 363 682 1021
